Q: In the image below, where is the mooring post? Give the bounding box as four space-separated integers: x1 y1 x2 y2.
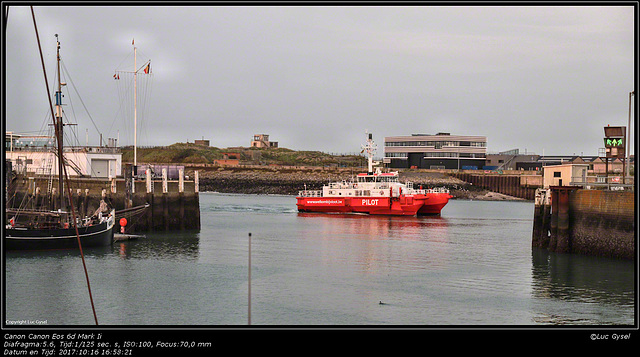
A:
549 187 559 251
532 188 544 247
162 168 168 230
195 170 199 193
162 168 168 194
179 168 184 193
146 169 152 193
124 164 132 209
76 189 81 221
556 187 571 253
540 190 551 248
83 189 89 218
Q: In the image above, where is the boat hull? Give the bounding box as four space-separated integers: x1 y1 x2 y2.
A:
417 193 453 216
296 194 451 216
5 216 115 251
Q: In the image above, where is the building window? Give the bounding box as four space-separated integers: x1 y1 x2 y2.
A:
553 172 561 177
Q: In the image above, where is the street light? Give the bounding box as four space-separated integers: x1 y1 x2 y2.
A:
627 91 635 181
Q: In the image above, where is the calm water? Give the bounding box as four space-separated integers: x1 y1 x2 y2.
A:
4 193 635 326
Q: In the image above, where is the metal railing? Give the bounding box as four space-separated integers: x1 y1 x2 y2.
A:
410 187 451 195
298 190 322 197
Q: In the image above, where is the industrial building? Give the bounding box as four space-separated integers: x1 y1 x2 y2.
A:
485 149 540 170
384 133 487 169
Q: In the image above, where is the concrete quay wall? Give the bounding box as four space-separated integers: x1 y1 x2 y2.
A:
6 176 200 232
532 188 634 260
568 190 634 259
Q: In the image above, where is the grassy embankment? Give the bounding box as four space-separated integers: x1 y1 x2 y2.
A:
121 143 366 168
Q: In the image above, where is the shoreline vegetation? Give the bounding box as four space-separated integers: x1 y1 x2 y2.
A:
123 144 526 201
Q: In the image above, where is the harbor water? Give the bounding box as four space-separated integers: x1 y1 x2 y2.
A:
4 193 635 326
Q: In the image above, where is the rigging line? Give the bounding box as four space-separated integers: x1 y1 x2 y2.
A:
61 60 106 146
139 73 153 146
115 52 133 72
114 73 131 132
30 6 99 326
105 74 129 140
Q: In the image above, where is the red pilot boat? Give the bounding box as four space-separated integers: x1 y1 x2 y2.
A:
296 133 452 216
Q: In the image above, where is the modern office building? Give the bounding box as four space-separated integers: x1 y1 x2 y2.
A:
384 133 487 169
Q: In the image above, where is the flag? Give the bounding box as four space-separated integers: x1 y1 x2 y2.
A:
143 63 150 74
113 73 120 80
132 38 134 45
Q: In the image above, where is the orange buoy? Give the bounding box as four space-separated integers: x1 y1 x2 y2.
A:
119 217 127 227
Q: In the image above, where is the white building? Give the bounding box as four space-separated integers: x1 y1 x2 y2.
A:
6 132 122 178
542 163 589 188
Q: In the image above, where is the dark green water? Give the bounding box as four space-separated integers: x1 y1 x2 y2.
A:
4 193 635 326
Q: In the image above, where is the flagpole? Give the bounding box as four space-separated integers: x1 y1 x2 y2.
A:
133 39 137 172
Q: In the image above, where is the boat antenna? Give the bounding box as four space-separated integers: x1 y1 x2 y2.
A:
362 131 376 175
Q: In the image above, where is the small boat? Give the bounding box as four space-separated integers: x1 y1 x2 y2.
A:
296 133 452 216
5 35 115 250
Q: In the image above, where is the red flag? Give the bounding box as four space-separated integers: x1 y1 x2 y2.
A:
132 38 134 45
143 63 150 74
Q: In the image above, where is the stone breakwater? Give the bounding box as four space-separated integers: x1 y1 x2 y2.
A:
194 167 524 200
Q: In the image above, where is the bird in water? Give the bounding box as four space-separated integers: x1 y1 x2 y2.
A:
379 301 386 305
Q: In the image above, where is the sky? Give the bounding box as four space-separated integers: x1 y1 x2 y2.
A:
3 4 636 157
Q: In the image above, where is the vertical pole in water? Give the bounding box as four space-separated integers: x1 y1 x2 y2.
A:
248 232 252 325
133 41 137 170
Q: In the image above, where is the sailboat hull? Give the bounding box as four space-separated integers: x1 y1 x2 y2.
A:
5 214 115 251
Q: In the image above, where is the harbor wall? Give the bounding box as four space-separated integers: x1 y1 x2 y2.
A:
6 175 200 233
568 189 635 259
450 172 540 200
532 188 634 260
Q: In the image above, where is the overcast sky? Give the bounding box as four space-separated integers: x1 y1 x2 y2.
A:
4 4 636 156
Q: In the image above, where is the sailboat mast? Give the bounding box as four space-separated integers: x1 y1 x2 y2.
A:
55 35 65 210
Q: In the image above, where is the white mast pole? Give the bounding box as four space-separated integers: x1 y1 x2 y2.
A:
133 40 137 169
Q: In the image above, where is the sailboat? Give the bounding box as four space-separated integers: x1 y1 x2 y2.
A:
5 36 115 251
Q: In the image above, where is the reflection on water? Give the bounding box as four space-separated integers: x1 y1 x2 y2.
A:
4 193 635 326
114 230 201 260
297 212 450 241
530 248 635 325
532 248 634 304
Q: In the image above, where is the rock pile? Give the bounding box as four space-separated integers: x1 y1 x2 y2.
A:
194 166 523 200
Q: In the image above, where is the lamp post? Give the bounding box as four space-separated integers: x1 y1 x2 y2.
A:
627 91 634 181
